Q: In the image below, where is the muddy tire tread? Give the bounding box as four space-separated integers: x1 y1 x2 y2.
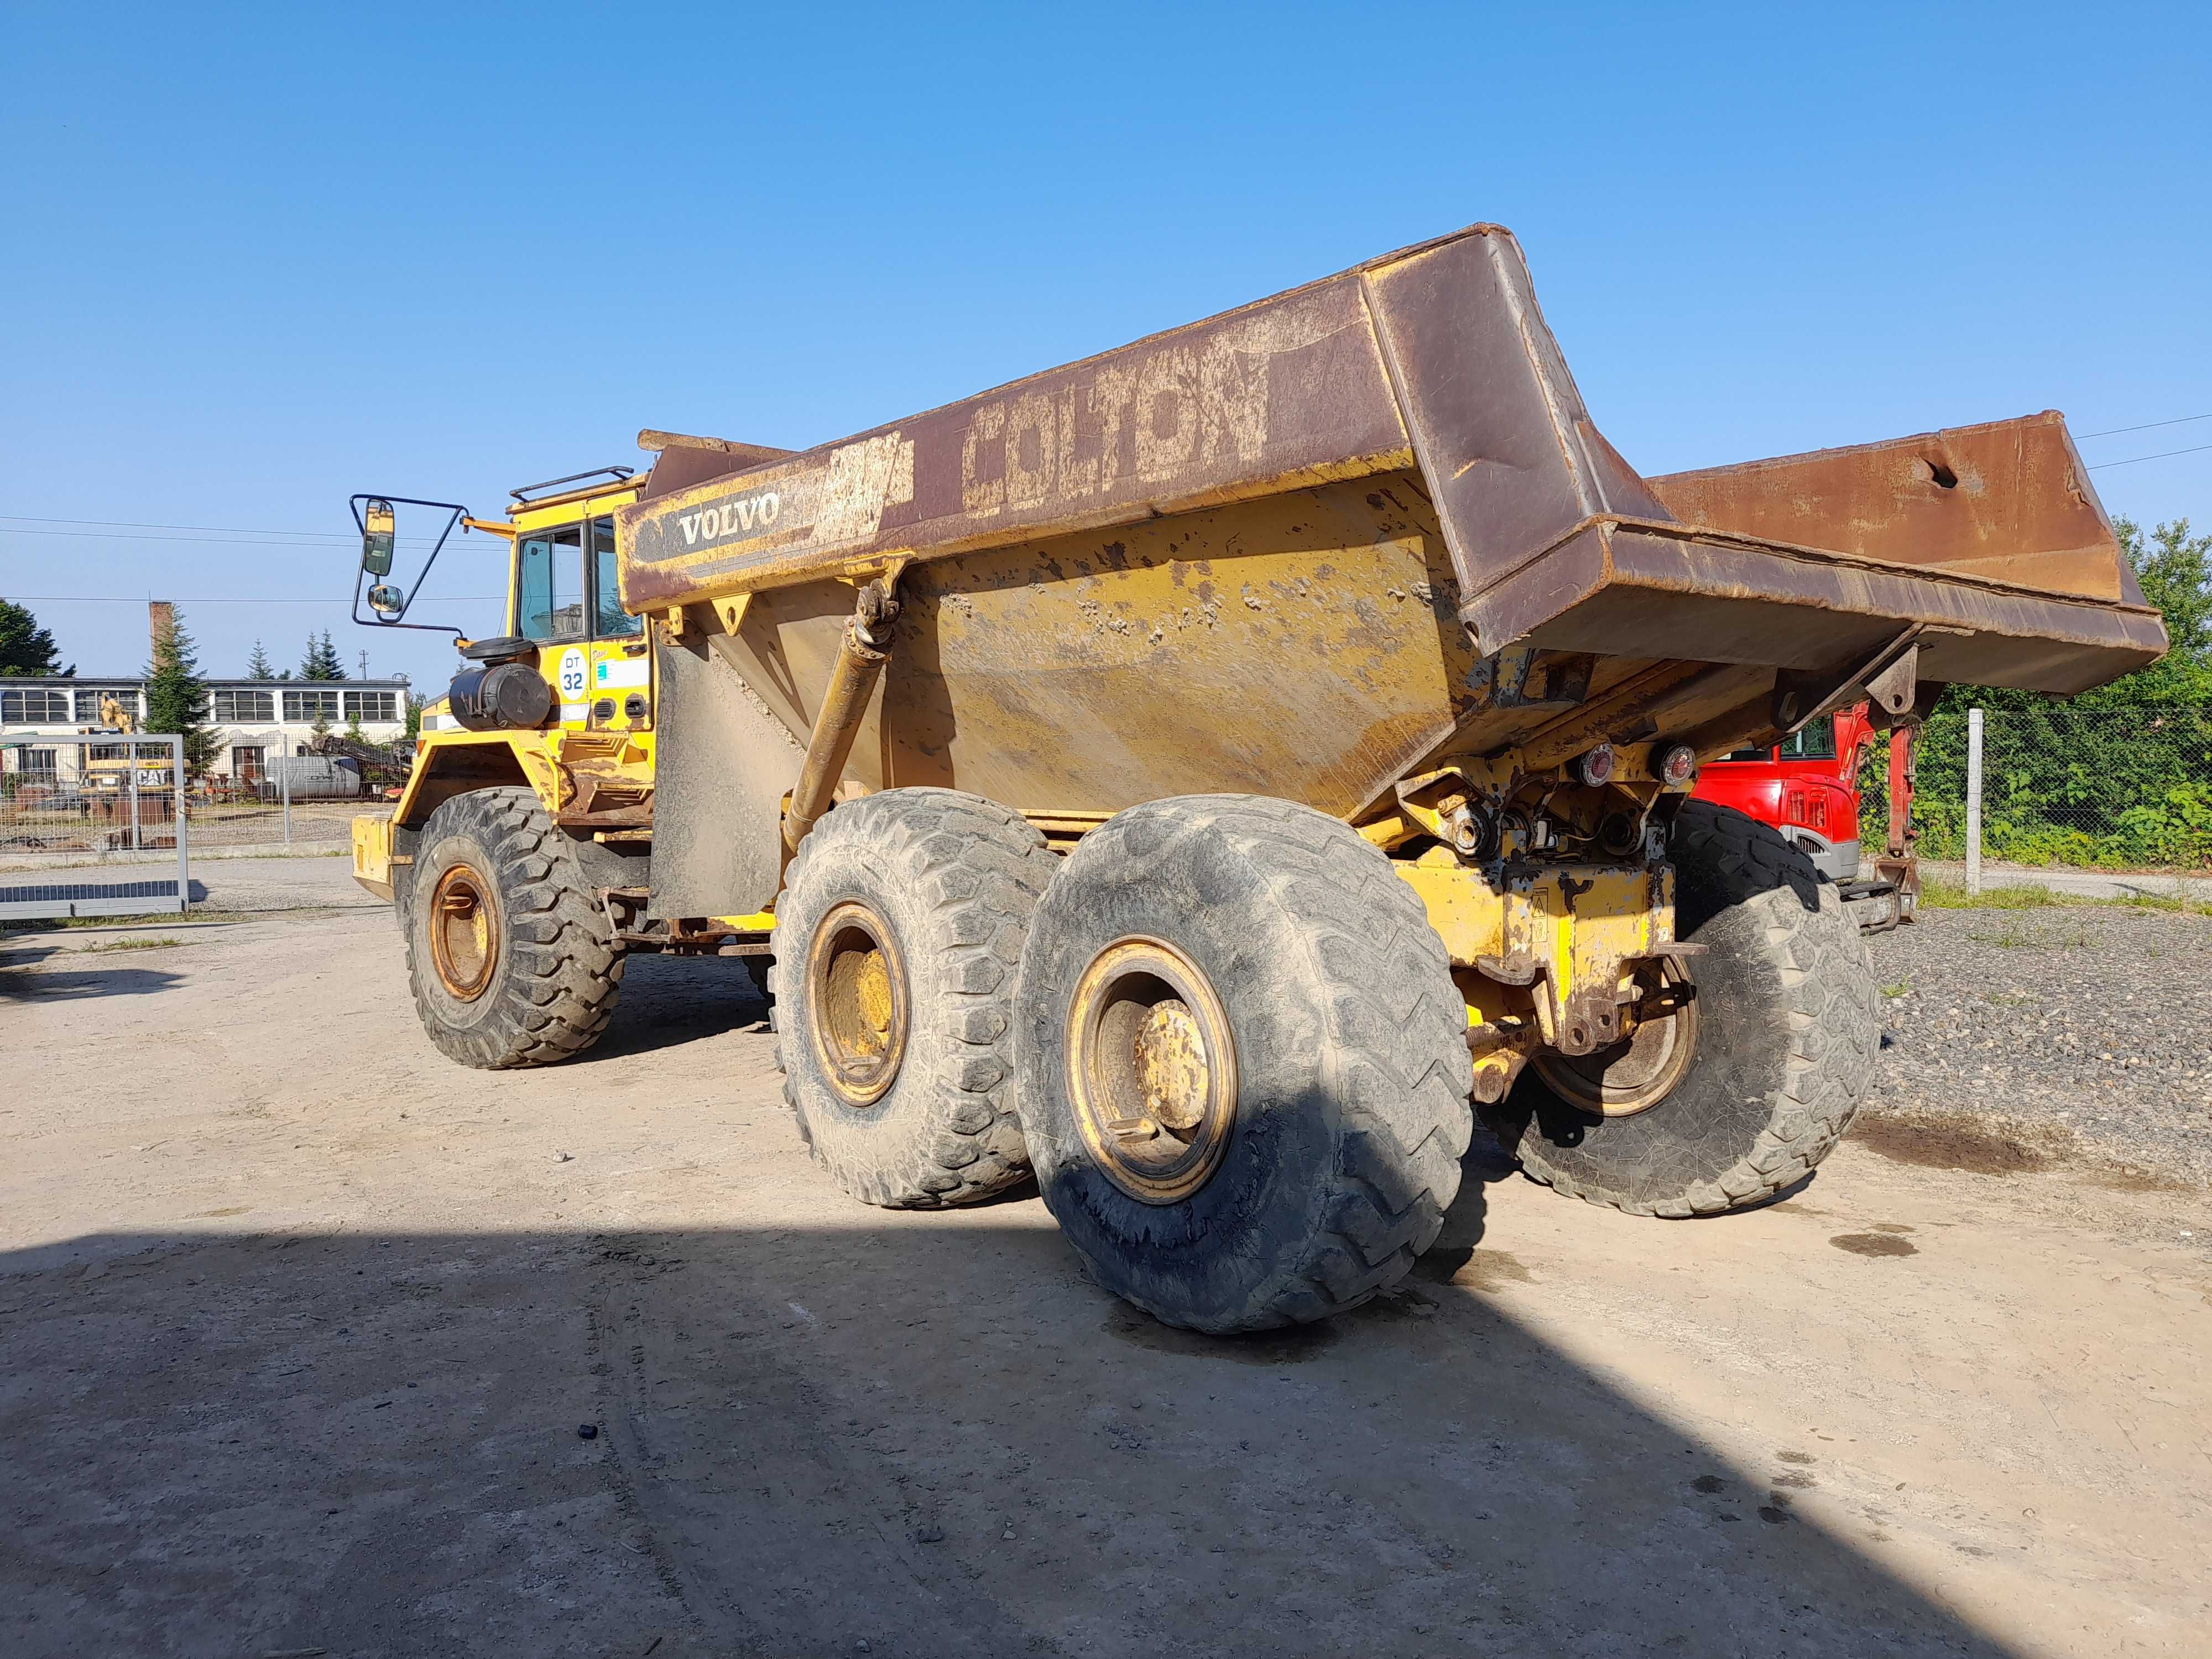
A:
1199 800 1472 1325
772 789 1059 1208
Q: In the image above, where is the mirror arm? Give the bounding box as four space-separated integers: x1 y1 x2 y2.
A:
347 494 469 637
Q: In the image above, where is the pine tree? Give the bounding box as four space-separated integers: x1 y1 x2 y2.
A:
245 639 274 680
0 596 72 677
144 605 220 778
299 630 347 681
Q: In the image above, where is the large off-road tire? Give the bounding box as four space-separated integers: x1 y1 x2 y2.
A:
1483 799 1881 1217
771 789 1058 1208
403 787 623 1069
1013 796 1474 1333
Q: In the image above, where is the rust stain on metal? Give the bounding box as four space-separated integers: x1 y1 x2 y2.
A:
1647 414 2136 604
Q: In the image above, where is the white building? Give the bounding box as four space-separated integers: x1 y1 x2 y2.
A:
0 676 410 786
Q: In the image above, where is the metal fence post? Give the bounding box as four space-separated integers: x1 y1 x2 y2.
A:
171 733 189 914
1965 706 1984 896
127 742 142 853
281 749 292 851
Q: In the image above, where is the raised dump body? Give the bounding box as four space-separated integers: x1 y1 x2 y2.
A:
358 225 2163 1333
616 226 2159 921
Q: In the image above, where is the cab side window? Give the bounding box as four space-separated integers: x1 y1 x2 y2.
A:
1778 721 1838 760
589 517 641 638
517 526 586 642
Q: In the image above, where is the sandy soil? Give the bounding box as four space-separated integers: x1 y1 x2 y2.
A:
3 907 2208 1658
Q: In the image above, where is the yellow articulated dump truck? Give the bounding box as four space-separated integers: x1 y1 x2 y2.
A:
351 224 2163 1332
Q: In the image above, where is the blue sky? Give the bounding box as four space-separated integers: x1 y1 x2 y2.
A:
3 1 2208 688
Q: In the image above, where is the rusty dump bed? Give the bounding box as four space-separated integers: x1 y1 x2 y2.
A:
617 223 2166 914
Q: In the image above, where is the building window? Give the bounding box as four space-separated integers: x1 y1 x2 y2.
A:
282 687 341 722
19 749 57 774
74 688 140 723
231 744 265 783
343 690 397 722
0 688 71 723
213 688 275 722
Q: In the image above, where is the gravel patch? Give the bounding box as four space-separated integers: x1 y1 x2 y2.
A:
1862 904 2212 1188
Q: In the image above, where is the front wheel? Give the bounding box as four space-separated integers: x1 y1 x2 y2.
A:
403 787 623 1068
1014 796 1473 1333
1482 800 1881 1216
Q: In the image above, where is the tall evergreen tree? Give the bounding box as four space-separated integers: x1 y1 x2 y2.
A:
244 639 275 680
300 629 347 680
145 606 220 778
0 596 72 676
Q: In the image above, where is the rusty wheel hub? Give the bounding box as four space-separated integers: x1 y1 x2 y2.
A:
427 863 499 1002
1533 964 1700 1119
1066 938 1237 1204
806 901 910 1108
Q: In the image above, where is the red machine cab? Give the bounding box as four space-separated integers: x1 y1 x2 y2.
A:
1693 702 1916 929
1696 703 1877 883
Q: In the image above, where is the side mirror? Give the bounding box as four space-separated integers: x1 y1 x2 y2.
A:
361 499 397 576
367 583 405 617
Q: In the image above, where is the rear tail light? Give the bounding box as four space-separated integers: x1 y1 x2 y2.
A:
1657 743 1697 786
1575 744 1617 787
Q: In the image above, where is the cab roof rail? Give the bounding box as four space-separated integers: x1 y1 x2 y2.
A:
509 466 635 503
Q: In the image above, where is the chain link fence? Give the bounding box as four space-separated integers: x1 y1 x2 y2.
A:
0 735 190 918
2 742 389 863
1860 704 2212 870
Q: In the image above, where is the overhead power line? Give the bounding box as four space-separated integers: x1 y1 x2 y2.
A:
1 513 476 542
2076 413 2212 440
2086 444 2212 471
0 528 466 554
3 594 502 604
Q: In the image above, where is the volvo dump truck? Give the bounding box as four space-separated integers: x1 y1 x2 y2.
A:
351 224 2164 1333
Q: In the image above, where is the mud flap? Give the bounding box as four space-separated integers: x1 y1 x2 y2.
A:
647 632 804 920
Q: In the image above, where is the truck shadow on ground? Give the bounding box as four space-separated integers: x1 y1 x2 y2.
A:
0 947 184 1001
3 1180 2020 1657
571 950 774 1064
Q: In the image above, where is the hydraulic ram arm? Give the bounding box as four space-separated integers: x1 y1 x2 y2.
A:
783 579 900 853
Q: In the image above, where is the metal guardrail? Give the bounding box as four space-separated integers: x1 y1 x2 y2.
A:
0 733 189 920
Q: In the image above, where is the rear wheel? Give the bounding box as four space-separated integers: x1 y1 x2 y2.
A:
403 787 623 1068
771 789 1058 1208
1014 796 1473 1333
1483 800 1880 1215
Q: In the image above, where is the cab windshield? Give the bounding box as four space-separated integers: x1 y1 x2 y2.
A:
516 515 639 641
516 525 586 641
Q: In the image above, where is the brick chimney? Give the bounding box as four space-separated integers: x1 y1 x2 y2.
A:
148 601 174 659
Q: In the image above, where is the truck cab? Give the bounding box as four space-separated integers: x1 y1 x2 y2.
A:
352 468 662 900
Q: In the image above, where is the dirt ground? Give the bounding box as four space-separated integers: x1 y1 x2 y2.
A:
3 894 2209 1658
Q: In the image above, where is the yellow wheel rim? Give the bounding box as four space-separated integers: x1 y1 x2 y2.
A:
1066 938 1238 1205
806 900 911 1108
1532 963 1700 1119
428 862 499 1002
